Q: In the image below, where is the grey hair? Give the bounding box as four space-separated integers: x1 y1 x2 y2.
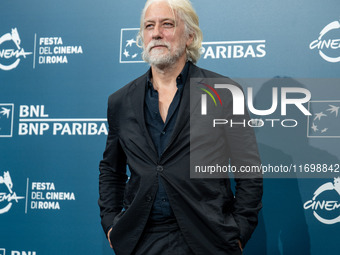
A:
136 0 203 64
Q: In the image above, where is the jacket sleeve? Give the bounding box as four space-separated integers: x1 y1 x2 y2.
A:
98 97 128 235
233 167 263 247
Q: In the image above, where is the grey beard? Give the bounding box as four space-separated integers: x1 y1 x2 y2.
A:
143 41 186 68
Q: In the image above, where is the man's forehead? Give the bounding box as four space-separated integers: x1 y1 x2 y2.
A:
144 1 178 22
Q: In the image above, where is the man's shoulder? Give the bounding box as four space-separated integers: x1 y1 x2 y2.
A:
108 72 148 103
190 64 225 78
190 63 240 86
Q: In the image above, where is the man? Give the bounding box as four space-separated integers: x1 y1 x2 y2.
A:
99 0 263 254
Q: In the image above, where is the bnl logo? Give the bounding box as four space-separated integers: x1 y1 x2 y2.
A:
0 104 14 137
0 250 37 255
199 82 312 116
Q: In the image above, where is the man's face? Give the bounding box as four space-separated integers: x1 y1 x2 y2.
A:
142 1 192 67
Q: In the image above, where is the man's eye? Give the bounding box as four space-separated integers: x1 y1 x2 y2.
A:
145 24 154 29
163 23 174 27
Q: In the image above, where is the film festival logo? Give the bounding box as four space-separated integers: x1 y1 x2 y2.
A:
307 101 340 138
0 171 25 214
310 20 340 63
197 80 312 128
0 28 32 71
304 177 340 224
120 28 143 63
0 104 14 137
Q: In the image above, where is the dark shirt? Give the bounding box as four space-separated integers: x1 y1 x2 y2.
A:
144 62 189 221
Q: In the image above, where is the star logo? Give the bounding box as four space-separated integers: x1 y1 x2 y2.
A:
123 49 130 58
0 104 14 137
326 105 339 117
120 28 143 63
314 112 327 121
311 123 318 132
126 39 136 47
308 101 340 138
0 107 10 118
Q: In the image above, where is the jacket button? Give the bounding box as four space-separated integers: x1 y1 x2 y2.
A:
156 165 164 172
145 195 152 202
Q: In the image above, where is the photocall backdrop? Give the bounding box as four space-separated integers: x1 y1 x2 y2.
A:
1 0 339 254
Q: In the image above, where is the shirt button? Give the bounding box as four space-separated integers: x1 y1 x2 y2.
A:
161 131 166 135
145 195 152 202
161 198 166 202
156 165 164 172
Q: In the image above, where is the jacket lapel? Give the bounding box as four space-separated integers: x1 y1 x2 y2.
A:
128 64 202 162
162 63 201 155
129 74 158 158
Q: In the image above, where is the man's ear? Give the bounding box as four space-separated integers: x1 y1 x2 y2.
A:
186 33 194 47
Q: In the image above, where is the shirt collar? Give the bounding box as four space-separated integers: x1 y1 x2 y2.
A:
147 61 190 89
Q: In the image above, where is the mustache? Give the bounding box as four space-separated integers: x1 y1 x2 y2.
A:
146 40 171 52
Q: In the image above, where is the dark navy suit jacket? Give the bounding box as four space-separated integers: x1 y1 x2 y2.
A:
99 62 263 255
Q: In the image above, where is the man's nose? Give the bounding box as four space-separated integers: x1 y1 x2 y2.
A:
152 23 163 40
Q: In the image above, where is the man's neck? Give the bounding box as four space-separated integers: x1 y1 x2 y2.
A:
150 57 187 90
